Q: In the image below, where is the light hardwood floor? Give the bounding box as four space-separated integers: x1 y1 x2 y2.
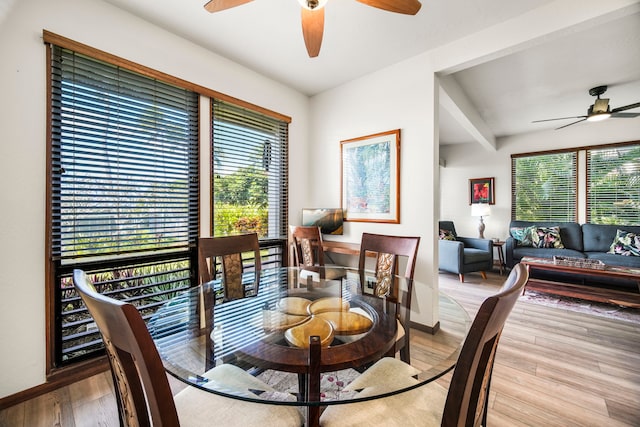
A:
1 271 638 426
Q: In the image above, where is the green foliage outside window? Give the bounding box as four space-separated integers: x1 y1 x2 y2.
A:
588 145 640 225
513 152 576 222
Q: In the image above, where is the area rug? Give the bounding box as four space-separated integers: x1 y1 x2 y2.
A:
520 290 640 325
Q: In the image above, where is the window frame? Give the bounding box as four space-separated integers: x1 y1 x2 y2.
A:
210 99 289 242
511 149 578 222
586 141 640 225
47 41 200 369
511 140 640 225
43 31 292 380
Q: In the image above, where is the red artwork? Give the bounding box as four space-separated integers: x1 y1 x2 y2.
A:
469 178 494 204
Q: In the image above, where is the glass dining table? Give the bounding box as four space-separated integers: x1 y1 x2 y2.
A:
149 267 471 427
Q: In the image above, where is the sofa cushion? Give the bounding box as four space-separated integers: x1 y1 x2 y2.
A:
607 229 640 257
586 252 640 268
531 226 564 249
509 221 583 251
509 225 535 247
582 223 640 252
462 248 492 265
512 247 585 262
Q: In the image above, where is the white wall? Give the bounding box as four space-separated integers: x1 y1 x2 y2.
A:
309 55 442 328
440 118 640 240
0 0 309 399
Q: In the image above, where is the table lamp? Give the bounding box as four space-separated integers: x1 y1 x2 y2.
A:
471 203 491 239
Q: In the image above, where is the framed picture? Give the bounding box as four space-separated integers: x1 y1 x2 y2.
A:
469 177 495 205
341 129 400 223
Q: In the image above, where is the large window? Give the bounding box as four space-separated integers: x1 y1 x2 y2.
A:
511 152 577 222
512 142 640 225
48 44 199 365
587 144 640 225
211 100 288 240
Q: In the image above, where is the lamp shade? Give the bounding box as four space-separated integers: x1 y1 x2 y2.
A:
471 203 491 217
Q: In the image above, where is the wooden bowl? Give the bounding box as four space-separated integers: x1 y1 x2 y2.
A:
315 311 373 335
284 317 334 348
308 297 350 314
277 297 312 315
262 311 309 331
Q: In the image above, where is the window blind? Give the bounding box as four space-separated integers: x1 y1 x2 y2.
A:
50 46 199 260
587 144 640 225
511 152 577 222
49 44 199 365
211 100 288 238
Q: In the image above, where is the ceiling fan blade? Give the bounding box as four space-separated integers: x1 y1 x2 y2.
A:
611 112 640 118
301 7 324 58
611 102 640 113
532 116 586 123
355 0 422 15
555 118 587 130
204 0 253 13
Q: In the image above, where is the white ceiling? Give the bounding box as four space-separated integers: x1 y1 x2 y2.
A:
100 0 640 145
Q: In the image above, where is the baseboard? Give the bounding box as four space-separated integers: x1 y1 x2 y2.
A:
0 357 110 410
410 320 440 334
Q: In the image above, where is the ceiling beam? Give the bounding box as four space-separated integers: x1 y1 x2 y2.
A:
429 0 640 75
439 74 496 151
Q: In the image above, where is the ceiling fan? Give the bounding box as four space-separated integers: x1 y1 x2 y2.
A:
204 0 422 58
532 85 640 130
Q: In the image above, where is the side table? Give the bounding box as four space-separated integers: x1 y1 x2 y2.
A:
493 240 506 275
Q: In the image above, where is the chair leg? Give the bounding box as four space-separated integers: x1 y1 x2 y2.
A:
400 341 410 364
458 274 464 282
480 271 487 280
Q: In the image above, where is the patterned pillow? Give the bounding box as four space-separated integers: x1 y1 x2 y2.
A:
607 229 640 257
510 226 535 247
439 229 456 241
531 226 564 249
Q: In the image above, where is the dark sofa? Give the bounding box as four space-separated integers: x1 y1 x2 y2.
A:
505 220 640 290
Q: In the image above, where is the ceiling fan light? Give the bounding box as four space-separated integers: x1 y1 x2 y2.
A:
298 0 328 10
587 113 611 122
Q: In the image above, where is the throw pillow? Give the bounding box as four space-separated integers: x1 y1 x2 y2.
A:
510 226 535 247
531 226 565 249
439 229 456 241
607 229 640 257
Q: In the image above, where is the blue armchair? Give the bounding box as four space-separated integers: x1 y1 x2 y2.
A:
438 221 494 282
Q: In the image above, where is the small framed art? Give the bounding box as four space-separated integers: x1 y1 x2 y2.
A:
469 177 495 205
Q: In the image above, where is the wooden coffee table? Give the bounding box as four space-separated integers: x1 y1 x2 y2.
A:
520 256 640 308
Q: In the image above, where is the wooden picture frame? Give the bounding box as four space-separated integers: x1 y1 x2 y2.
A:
341 129 400 223
469 177 495 205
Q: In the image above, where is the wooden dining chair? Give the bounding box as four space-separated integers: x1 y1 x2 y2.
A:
358 232 421 363
72 269 303 427
289 225 345 281
320 263 529 427
198 233 262 301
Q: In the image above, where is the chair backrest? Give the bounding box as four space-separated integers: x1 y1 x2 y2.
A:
442 263 529 427
289 225 326 268
198 234 262 300
358 232 421 280
358 233 421 362
73 269 180 427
